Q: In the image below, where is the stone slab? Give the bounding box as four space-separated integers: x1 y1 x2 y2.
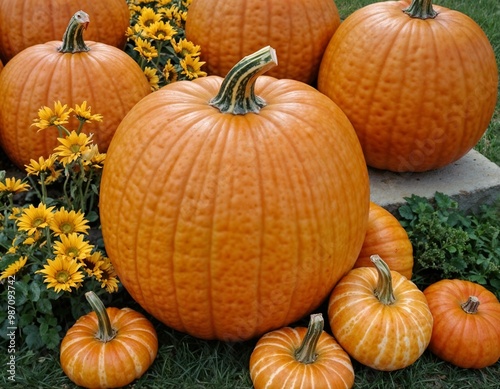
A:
369 149 500 215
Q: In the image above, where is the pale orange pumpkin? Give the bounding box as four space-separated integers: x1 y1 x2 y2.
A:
353 201 413 279
0 0 130 63
185 0 340 84
318 0 498 172
99 46 370 341
423 279 500 368
329 255 433 371
0 11 151 169
249 313 354 389
60 291 158 389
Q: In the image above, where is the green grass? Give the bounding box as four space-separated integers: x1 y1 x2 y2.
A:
2 1 499 388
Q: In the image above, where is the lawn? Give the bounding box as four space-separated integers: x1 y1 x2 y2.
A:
1 0 499 388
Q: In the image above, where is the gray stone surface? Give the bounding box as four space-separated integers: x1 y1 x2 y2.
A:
369 149 500 214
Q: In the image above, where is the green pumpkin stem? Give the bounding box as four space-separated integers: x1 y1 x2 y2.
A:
403 0 438 19
58 10 91 53
85 291 116 342
461 296 480 314
371 255 396 305
294 313 324 364
209 46 278 115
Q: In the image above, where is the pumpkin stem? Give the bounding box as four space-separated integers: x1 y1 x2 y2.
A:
371 255 396 305
461 296 480 314
294 313 324 364
85 291 116 342
58 10 91 53
403 0 438 19
209 46 278 115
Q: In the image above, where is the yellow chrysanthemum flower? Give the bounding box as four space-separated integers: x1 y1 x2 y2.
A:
133 37 159 61
0 256 28 280
53 233 94 260
172 39 201 58
36 256 85 293
25 155 58 176
0 177 30 194
16 203 55 236
22 229 43 246
145 20 177 41
137 7 161 28
143 66 160 91
72 101 103 123
99 259 120 293
163 59 178 84
53 131 93 166
50 207 90 236
80 251 105 279
180 55 207 80
31 101 71 131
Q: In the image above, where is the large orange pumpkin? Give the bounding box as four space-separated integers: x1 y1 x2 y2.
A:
0 0 130 63
0 11 151 169
318 0 498 172
99 46 370 341
185 0 340 85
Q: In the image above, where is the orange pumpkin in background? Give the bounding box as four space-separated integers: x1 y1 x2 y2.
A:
99 47 370 341
318 0 498 172
0 11 150 169
0 0 130 63
185 0 341 84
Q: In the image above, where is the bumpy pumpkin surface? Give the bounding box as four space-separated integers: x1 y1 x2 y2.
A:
424 279 500 369
0 11 151 169
185 0 340 84
318 0 498 172
100 47 369 341
0 0 129 63
353 201 413 279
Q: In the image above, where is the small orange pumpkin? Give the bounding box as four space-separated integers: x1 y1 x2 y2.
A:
60 291 158 389
249 313 354 389
0 11 151 169
0 0 130 63
353 201 413 279
329 255 433 371
423 279 500 368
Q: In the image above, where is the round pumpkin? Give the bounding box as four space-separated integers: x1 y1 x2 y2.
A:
317 0 498 172
0 0 130 63
329 255 433 371
249 313 354 389
353 201 413 279
0 11 151 169
99 46 370 341
423 279 500 368
60 291 158 388
185 0 340 85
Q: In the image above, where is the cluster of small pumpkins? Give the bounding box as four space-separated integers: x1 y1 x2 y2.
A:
0 0 499 388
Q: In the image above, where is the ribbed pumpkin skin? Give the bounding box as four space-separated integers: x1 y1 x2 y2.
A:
100 76 370 341
185 0 340 84
0 0 129 63
423 279 500 369
0 41 151 169
318 1 498 172
250 326 354 389
329 267 433 371
353 201 413 279
60 307 158 389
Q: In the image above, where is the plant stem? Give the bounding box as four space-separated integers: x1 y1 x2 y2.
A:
461 296 480 314
371 255 396 305
58 10 91 53
294 313 324 364
403 0 438 19
209 46 278 114
85 291 116 342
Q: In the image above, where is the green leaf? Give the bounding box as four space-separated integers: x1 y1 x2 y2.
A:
36 298 53 315
29 282 41 302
